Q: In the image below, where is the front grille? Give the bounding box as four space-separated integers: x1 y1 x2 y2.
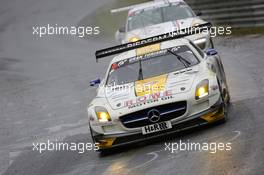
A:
120 101 187 128
113 117 206 146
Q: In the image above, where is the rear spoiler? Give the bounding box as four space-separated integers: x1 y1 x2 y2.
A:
95 22 212 61
111 1 157 13
110 0 183 13
111 4 140 13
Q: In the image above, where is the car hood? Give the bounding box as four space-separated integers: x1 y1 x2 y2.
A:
125 17 204 42
104 67 199 110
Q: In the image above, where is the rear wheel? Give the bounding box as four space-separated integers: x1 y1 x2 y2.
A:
221 96 228 122
217 78 228 122
226 88 231 105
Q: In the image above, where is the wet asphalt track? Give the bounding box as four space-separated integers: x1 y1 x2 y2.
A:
1 0 264 175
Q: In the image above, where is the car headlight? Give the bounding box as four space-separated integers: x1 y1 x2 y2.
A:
129 36 140 42
192 23 201 27
95 106 111 122
195 79 209 100
192 20 201 27
191 19 203 27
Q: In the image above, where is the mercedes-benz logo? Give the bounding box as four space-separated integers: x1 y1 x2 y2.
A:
147 109 160 123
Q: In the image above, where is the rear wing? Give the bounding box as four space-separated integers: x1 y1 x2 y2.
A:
95 22 212 61
110 0 183 13
111 4 140 13
111 1 157 13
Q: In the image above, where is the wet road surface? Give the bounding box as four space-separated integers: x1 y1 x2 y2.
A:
1 0 264 174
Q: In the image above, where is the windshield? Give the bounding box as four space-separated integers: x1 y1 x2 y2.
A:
106 45 199 86
128 3 195 31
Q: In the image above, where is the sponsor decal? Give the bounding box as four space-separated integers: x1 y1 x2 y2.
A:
135 74 167 96
111 63 118 70
136 43 161 56
111 49 167 70
124 90 173 109
111 45 188 70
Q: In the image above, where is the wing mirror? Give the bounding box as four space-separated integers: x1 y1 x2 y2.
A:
196 11 202 16
115 26 126 43
90 78 101 86
205 48 218 56
118 26 126 33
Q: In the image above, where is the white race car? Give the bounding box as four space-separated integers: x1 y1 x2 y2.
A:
88 25 229 151
113 0 212 49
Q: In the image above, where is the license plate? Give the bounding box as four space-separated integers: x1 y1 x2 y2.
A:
142 121 172 135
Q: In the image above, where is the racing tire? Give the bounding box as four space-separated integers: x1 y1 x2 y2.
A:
89 124 96 144
217 78 228 123
99 148 112 156
89 125 111 155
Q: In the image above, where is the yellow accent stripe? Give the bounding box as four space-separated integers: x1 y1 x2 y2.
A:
201 108 225 123
136 43 161 56
97 138 116 149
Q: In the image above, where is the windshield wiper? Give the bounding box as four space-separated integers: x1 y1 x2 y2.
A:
167 49 191 68
138 57 144 80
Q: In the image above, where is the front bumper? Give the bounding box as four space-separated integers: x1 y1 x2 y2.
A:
92 98 225 150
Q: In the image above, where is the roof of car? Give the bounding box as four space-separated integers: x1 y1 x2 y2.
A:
129 0 185 13
110 38 190 64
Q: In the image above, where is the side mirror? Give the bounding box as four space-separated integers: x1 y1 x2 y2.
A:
118 26 126 33
196 11 202 16
205 48 218 56
90 78 101 86
115 26 126 43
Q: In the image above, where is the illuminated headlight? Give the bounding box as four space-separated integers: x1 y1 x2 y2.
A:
191 19 203 27
95 106 111 122
192 23 201 27
129 36 140 42
195 79 209 100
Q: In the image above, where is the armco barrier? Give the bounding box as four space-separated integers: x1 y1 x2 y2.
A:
186 0 264 28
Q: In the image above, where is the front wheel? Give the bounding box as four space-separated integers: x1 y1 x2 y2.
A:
89 124 96 143
221 97 228 122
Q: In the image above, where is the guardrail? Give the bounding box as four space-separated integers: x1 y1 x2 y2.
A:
186 0 264 28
